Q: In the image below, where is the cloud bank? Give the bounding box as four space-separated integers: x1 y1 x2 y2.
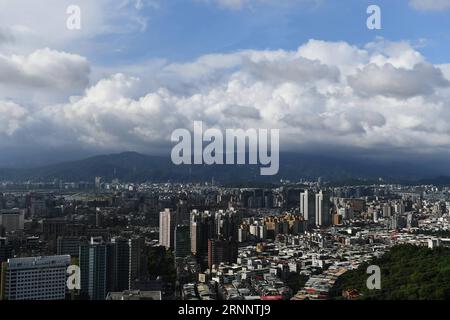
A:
1 39 450 163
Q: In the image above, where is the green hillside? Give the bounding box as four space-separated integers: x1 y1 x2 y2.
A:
331 244 450 300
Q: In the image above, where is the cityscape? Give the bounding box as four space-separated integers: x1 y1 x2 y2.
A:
1 0 450 306
0 176 449 300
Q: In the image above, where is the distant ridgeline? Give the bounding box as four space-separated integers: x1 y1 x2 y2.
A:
330 244 450 300
0 152 447 184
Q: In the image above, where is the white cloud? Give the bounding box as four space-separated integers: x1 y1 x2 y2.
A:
0 101 29 136
2 39 450 158
348 63 449 98
0 0 154 54
0 48 90 106
0 48 90 91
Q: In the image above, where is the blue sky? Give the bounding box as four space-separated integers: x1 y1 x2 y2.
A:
86 0 450 66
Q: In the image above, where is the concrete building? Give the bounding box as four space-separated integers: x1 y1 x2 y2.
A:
207 239 238 270
159 209 175 249
0 255 70 300
300 190 315 228
79 237 108 300
315 191 331 227
174 225 191 259
108 237 130 293
0 209 25 233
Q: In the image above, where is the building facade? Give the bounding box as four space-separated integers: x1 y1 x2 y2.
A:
0 255 70 300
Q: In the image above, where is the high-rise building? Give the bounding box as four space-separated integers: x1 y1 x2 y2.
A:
382 204 392 218
79 237 108 300
159 209 175 249
108 237 130 293
128 237 145 289
174 225 191 259
315 191 331 227
207 239 238 270
300 190 315 228
190 210 214 261
190 220 199 256
0 255 70 300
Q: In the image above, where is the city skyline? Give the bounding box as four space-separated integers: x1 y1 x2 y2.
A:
1 179 450 301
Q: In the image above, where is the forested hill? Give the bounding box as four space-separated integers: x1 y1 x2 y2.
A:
331 244 450 300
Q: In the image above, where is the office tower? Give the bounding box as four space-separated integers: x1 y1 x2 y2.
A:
300 190 315 228
174 225 191 259
190 210 217 270
315 191 331 227
128 237 145 289
159 209 175 249
190 210 214 258
108 237 130 293
0 255 70 300
79 237 108 300
57 236 81 257
207 239 238 270
0 209 25 233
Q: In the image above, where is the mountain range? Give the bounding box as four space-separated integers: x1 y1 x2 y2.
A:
0 151 449 184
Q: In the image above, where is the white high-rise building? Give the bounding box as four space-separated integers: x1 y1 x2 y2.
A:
315 191 331 227
300 190 315 227
159 209 174 249
1 255 70 300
